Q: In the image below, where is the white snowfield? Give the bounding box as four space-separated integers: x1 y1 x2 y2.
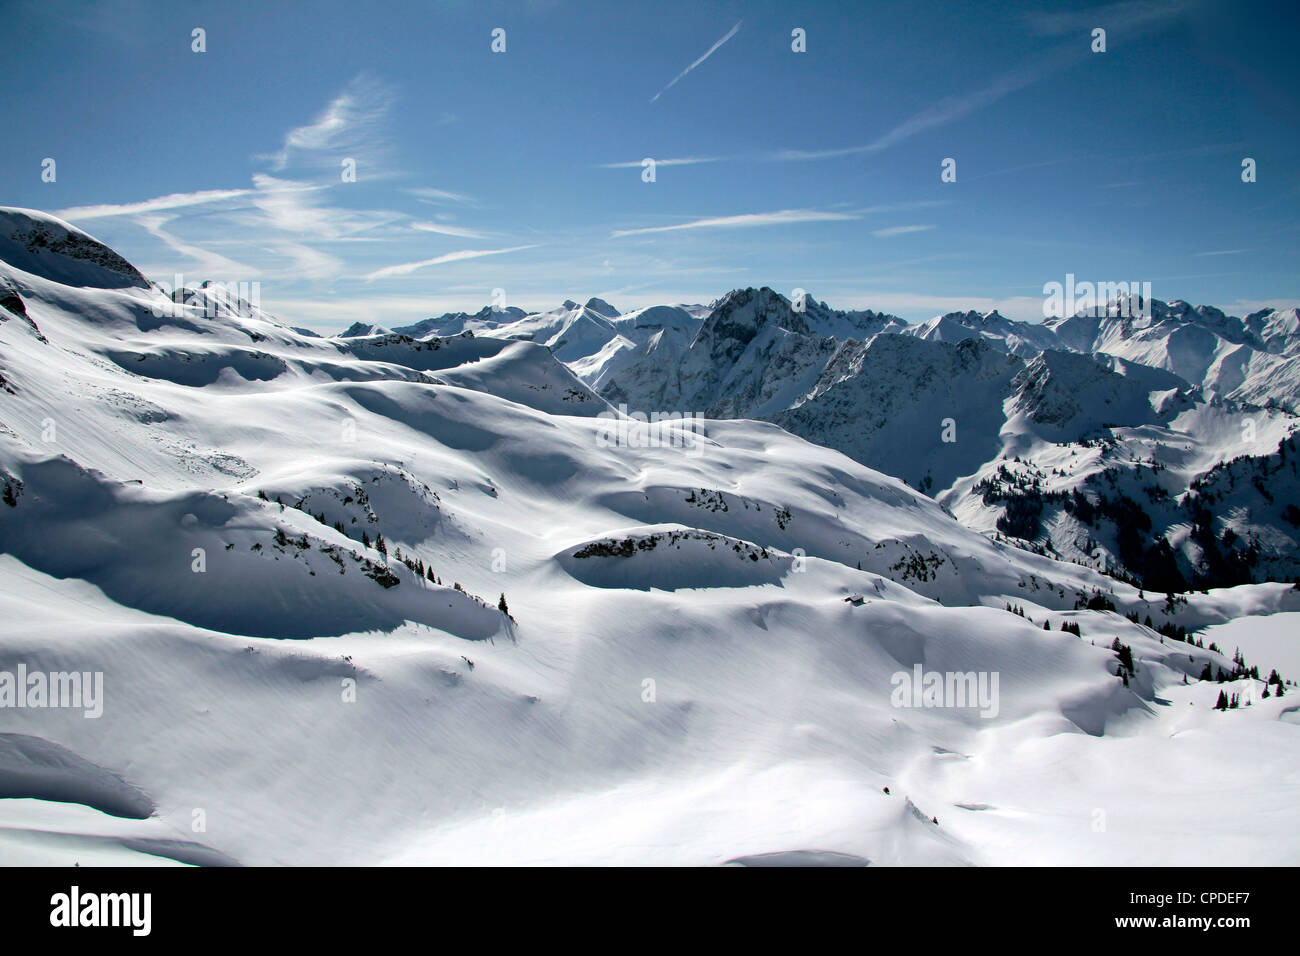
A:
0 207 1297 867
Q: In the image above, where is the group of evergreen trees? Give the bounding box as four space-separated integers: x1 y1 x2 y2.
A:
1202 657 1287 710
1003 603 1083 636
1199 647 1264 685
1111 638 1135 685
1214 690 1242 710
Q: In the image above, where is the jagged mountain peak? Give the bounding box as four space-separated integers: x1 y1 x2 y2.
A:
583 296 620 318
694 287 811 354
338 322 392 338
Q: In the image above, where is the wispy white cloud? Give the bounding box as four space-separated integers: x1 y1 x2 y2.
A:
1225 298 1300 314
259 73 395 173
265 240 345 279
775 65 1044 162
598 157 722 169
55 189 252 221
1026 0 1187 36
871 225 935 238
612 208 857 238
242 174 401 239
406 187 476 205
411 221 489 240
1194 249 1249 257
364 244 541 281
769 5 1189 165
855 200 953 215
134 215 259 278
968 158 1080 182
651 20 742 103
37 0 153 46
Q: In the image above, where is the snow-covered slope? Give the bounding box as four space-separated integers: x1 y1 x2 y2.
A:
775 335 1023 494
2 208 1298 866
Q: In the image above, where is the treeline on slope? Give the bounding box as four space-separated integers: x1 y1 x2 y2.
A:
1002 600 1294 697
257 488 514 619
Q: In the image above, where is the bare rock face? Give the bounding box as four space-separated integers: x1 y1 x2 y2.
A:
0 277 27 318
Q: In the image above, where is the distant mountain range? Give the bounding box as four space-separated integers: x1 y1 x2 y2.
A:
407 286 1300 593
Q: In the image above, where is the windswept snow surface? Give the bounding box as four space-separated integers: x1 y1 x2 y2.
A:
1 208 1298 866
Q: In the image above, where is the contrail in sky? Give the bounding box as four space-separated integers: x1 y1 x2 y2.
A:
651 20 742 103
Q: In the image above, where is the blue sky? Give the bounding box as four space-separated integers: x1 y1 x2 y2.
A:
4 0 1299 331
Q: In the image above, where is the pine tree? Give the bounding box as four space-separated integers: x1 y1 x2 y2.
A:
376 533 387 558
1199 662 1214 681
1043 620 1051 630
1111 638 1134 675
498 593 509 614
362 530 371 548
1215 690 1229 710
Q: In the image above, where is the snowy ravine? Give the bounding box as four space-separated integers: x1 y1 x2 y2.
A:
1 207 1297 867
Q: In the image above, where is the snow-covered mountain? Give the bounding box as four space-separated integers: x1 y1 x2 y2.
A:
2 208 1298 867
902 309 1060 358
894 294 1300 414
444 286 1296 593
402 297 708 387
